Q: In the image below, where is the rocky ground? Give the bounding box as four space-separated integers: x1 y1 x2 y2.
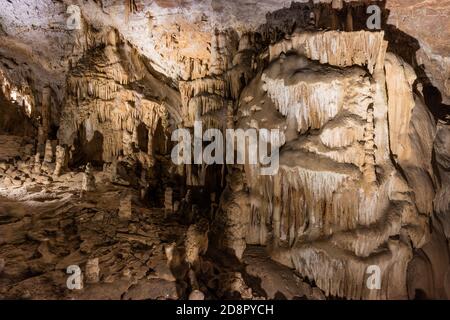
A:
0 0 448 301
0 158 324 300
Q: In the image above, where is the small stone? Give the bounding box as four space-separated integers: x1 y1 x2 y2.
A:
85 258 100 283
35 175 52 185
122 268 131 278
2 176 13 187
12 179 23 187
188 290 205 300
311 287 326 300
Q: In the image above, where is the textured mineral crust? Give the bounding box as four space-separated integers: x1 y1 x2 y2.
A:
0 0 449 300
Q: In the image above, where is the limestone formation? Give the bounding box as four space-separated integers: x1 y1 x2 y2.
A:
187 269 204 300
185 219 209 270
216 170 251 260
53 146 66 177
218 272 253 300
85 258 100 284
81 163 96 192
188 290 205 301
33 153 41 174
0 0 449 301
43 140 53 163
227 40 432 299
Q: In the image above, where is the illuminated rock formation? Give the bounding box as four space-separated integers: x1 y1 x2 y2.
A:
0 0 449 301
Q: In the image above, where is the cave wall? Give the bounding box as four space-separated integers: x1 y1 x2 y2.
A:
0 0 448 300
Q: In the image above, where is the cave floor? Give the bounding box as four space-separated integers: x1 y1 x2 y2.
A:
0 168 323 300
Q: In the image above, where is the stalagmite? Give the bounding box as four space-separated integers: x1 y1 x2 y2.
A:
33 153 41 174
37 125 46 154
139 171 149 201
0 0 447 301
81 163 96 192
188 269 205 300
185 219 209 270
53 146 66 176
43 140 53 163
216 170 251 260
38 88 51 153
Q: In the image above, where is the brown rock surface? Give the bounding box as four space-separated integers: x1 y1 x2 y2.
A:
0 0 449 301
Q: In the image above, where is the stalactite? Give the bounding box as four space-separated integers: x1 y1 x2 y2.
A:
262 75 344 133
290 239 412 300
0 69 35 117
384 53 416 161
269 31 386 74
362 105 377 185
319 116 365 149
61 44 168 164
215 28 432 301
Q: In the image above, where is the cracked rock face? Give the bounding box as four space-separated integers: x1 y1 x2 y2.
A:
0 0 449 300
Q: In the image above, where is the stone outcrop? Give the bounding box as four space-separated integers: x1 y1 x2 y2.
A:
0 0 449 301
